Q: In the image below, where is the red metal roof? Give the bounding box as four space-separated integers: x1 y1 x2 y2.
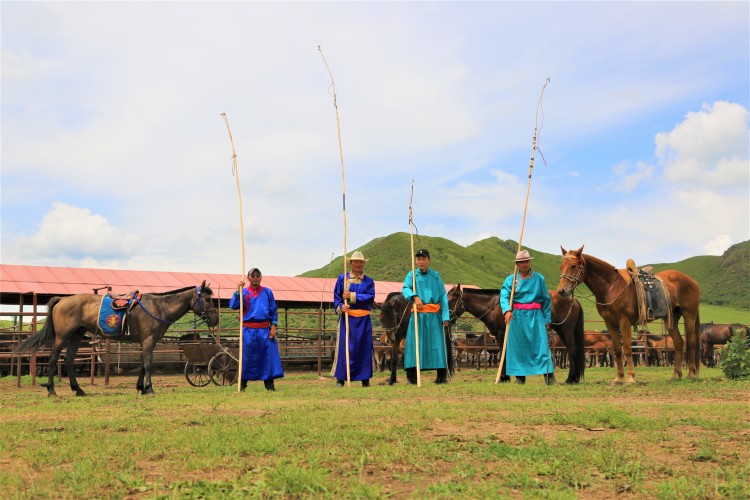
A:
0 264 436 305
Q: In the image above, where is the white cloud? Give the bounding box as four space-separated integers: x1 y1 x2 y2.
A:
657 101 749 189
8 203 140 265
602 160 654 192
703 235 734 256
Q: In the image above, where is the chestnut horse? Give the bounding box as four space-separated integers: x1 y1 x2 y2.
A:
557 246 701 383
17 282 219 396
447 285 586 384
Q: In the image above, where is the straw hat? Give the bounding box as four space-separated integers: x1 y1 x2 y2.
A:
515 250 533 262
349 251 367 262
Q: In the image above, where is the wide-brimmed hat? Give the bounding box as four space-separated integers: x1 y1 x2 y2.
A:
515 250 534 262
415 249 431 258
349 251 367 262
247 268 262 277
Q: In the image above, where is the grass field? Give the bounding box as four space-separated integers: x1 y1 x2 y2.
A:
1 367 748 498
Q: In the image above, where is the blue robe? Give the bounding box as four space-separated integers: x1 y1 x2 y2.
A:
229 287 284 382
500 271 553 376
333 273 375 381
402 268 450 370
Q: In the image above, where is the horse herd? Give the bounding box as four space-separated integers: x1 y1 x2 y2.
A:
12 247 748 396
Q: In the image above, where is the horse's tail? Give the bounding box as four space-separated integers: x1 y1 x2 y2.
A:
16 297 61 353
573 301 585 382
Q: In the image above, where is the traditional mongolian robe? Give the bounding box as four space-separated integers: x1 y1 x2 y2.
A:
229 286 284 382
402 268 450 371
500 271 553 376
333 272 375 382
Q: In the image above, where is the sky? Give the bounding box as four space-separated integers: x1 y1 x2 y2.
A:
2 1 748 278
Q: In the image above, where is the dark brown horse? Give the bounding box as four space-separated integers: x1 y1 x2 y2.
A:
701 323 749 367
447 285 586 384
376 291 453 385
17 282 219 396
557 246 701 383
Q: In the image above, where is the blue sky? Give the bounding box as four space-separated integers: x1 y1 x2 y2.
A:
2 1 748 277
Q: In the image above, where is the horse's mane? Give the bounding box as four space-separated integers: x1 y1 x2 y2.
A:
582 253 618 272
384 291 404 302
149 285 213 296
463 288 499 295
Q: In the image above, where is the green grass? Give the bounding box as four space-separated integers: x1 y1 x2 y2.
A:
1 367 748 498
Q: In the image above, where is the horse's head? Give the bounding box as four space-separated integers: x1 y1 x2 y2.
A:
193 280 220 328
379 292 410 343
447 284 465 323
557 245 586 300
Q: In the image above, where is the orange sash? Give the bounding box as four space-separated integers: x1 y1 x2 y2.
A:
415 303 440 313
346 309 371 317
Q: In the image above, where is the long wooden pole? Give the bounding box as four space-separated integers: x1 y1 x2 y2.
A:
409 179 422 387
319 46 351 387
220 112 245 393
495 78 550 384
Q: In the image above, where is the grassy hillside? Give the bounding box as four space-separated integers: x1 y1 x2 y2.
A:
300 233 750 325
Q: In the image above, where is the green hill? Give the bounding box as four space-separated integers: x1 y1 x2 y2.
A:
300 233 750 324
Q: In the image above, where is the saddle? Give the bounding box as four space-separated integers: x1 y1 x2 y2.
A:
107 291 140 310
625 259 672 330
99 291 141 336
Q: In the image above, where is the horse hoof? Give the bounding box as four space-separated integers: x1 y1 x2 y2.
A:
75 390 87 397
610 379 624 385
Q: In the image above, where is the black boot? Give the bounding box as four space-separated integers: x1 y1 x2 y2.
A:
240 380 248 392
434 368 448 384
514 376 526 385
544 373 556 386
406 368 417 385
263 379 276 391
335 379 345 388
361 379 370 387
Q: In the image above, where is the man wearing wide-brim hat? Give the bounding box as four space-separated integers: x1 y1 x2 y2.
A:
499 249 555 385
332 250 376 387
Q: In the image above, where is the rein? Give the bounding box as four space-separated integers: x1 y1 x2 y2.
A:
134 286 213 325
559 254 633 307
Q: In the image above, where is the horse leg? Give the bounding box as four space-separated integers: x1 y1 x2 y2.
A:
620 327 636 384
42 337 67 397
682 313 700 379
140 340 157 394
64 331 87 396
607 326 627 384
388 341 398 385
667 325 685 381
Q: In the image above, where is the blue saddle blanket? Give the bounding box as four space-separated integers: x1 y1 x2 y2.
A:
97 296 131 336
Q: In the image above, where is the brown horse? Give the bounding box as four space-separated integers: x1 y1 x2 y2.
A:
701 323 749 367
447 285 586 384
557 246 701 383
17 282 219 396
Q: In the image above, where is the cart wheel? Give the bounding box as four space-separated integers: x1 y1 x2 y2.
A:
184 361 212 387
209 352 238 386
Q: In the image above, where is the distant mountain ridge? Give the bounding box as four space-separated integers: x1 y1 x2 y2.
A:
300 233 749 311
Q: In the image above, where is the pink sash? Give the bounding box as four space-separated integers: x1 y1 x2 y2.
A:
513 302 541 310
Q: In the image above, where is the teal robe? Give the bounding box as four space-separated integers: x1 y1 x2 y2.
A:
500 271 553 376
402 268 450 370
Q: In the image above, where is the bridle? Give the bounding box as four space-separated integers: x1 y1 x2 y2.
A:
448 287 465 322
559 253 586 291
191 286 215 323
